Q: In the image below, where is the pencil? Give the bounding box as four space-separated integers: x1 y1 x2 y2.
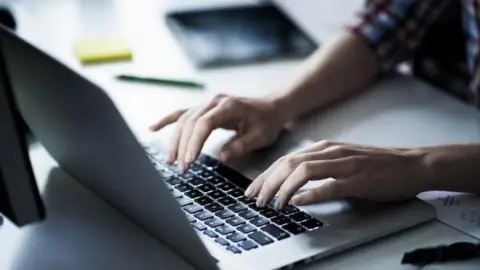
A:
116 74 205 90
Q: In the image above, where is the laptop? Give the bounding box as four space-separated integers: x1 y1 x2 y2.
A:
0 26 436 270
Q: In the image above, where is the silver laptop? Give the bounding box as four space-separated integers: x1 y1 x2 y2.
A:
0 25 436 270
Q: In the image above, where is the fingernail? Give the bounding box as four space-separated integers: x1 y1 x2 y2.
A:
291 195 302 205
256 196 265 207
166 153 175 164
274 200 283 210
220 152 230 162
178 162 185 172
185 153 192 163
245 186 254 197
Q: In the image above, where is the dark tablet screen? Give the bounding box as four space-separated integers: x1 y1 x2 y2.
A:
166 3 317 68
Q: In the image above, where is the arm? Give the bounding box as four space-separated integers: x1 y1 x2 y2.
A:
421 144 480 194
269 0 450 123
268 31 379 122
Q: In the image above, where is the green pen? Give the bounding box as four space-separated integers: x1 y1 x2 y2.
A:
116 74 205 90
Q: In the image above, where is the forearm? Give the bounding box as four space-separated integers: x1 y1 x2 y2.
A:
420 144 480 193
267 30 379 122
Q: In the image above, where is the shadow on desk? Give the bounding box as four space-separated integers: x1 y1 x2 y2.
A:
11 168 192 270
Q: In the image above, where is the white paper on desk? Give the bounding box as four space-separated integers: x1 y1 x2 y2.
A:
418 191 480 240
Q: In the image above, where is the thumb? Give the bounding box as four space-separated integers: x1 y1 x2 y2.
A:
291 180 351 205
220 130 266 161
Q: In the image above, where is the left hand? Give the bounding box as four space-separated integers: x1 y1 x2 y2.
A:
244 140 432 209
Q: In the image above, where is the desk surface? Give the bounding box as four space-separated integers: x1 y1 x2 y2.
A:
1 0 480 270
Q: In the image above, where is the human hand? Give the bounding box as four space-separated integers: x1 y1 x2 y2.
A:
150 94 288 171
244 140 431 209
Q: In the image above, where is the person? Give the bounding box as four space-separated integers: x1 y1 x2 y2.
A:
150 0 480 210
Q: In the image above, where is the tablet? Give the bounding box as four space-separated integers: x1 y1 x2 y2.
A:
165 3 317 68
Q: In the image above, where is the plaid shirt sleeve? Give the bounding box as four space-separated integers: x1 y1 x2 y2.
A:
348 0 451 71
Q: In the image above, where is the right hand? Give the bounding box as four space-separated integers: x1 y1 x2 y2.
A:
150 94 287 171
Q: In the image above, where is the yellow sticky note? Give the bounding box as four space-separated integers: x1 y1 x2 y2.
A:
74 37 133 64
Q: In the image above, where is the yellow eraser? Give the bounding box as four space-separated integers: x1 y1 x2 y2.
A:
74 37 133 64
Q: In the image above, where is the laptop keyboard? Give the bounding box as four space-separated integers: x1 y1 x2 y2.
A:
144 144 324 255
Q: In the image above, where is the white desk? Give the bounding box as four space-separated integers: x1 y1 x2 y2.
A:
1 0 480 269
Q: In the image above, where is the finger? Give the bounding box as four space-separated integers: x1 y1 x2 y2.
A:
294 140 343 155
166 111 192 164
256 149 354 208
245 157 283 198
149 109 187 131
254 163 292 207
184 104 236 165
177 104 216 171
275 158 352 209
220 129 267 162
291 180 352 205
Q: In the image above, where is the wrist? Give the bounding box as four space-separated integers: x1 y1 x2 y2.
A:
262 94 298 124
408 148 439 192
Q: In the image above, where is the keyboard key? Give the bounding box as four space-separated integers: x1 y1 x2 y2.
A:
171 189 183 198
227 232 246 243
166 177 183 186
238 223 256 234
208 190 226 200
248 231 274 246
261 224 290 240
218 196 236 206
216 210 235 219
198 183 215 193
205 203 223 213
205 218 224 228
159 169 174 179
215 225 235 235
179 171 195 180
193 222 207 231
227 245 242 254
228 188 244 198
228 203 247 213
239 240 258 251
183 204 203 214
301 218 324 229
184 190 203 199
238 196 256 204
283 223 306 235
271 215 290 226
279 205 299 215
289 212 311 222
249 204 266 212
215 237 230 246
195 196 214 206
194 210 214 221
218 182 235 191
198 155 219 169
189 163 204 174
175 183 193 192
186 215 196 223
177 197 193 207
203 230 218 238
167 163 179 173
238 210 258 220
198 170 215 180
226 216 246 227
188 177 205 186
260 208 280 219
250 217 269 227
210 177 227 185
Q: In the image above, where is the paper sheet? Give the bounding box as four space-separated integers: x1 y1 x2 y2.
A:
418 191 480 240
